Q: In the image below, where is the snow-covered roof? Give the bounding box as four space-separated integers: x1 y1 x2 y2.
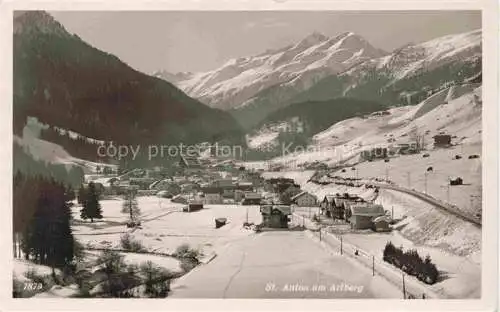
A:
349 204 385 217
373 216 392 223
291 191 317 201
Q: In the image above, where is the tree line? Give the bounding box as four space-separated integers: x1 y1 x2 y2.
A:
383 241 439 285
13 171 75 268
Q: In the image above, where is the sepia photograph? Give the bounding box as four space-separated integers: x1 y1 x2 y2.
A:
2 1 498 310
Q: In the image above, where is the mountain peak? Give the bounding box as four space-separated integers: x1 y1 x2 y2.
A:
14 11 69 37
295 31 329 49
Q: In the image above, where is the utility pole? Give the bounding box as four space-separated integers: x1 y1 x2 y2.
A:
340 235 343 255
402 273 406 299
385 167 389 181
392 206 394 219
372 255 375 276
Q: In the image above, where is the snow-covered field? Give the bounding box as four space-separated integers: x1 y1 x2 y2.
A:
72 196 262 258
334 143 482 216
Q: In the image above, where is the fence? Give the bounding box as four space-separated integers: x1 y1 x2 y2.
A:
291 213 434 299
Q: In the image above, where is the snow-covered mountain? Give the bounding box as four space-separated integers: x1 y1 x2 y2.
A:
156 29 481 130
347 29 481 85
156 32 387 111
291 29 482 106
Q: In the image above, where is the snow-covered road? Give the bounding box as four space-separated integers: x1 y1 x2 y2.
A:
170 230 403 298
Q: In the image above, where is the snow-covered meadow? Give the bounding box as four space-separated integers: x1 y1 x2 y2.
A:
72 196 262 258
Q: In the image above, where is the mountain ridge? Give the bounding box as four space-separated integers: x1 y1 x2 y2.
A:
13 11 245 165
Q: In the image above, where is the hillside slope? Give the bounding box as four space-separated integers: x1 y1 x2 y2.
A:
13 11 244 165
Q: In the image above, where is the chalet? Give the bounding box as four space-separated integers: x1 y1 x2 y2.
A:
260 204 291 228
320 195 336 217
345 203 385 230
242 192 262 205
291 191 317 207
329 193 364 219
433 134 452 147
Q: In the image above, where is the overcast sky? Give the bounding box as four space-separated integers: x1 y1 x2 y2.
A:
50 11 481 74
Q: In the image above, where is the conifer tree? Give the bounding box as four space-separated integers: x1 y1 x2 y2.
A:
80 182 103 222
22 177 74 267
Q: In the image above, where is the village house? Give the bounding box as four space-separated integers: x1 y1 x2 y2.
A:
291 191 317 207
260 204 291 228
321 193 364 220
345 203 385 230
320 195 335 217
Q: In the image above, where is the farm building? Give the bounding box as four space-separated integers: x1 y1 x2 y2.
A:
450 177 464 186
345 203 385 230
260 204 291 228
291 191 317 207
433 134 452 147
242 192 262 205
